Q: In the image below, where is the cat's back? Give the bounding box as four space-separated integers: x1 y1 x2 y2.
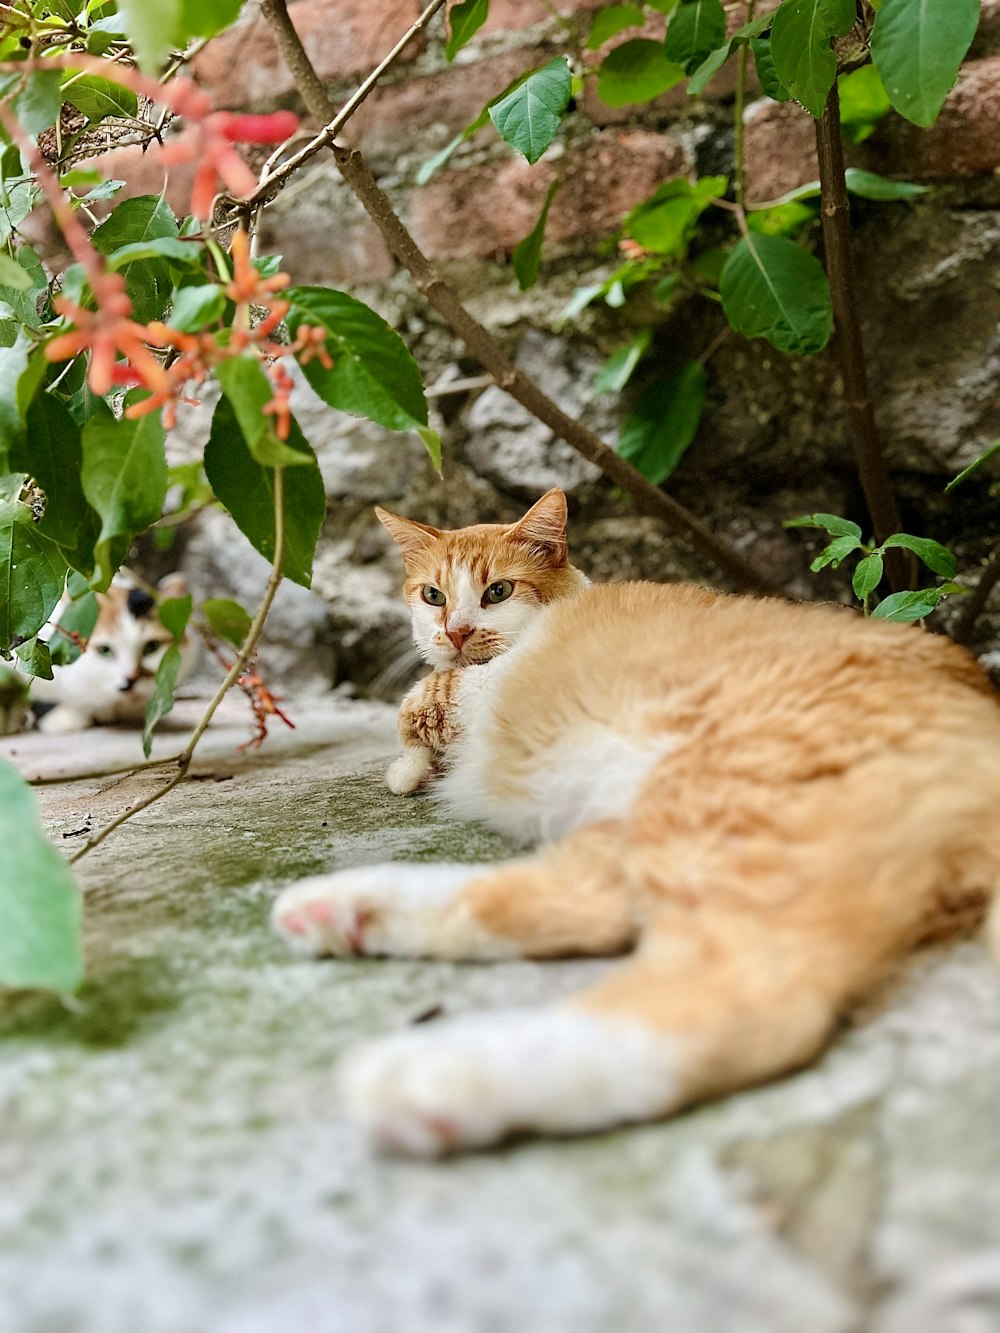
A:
485 579 998 750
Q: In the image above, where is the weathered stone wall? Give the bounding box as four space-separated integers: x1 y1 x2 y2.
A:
126 0 1000 693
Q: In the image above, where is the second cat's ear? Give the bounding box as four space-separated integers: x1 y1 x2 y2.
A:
375 507 443 558
158 573 188 601
509 488 568 559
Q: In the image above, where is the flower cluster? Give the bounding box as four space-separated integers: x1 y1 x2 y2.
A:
157 79 299 219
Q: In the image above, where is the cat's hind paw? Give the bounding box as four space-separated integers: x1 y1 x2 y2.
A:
339 1008 683 1156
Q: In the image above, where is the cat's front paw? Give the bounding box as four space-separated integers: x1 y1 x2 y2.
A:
386 745 434 795
270 862 483 959
38 705 92 735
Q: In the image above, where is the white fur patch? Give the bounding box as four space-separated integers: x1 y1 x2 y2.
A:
385 745 434 795
440 712 679 844
270 862 520 960
339 1007 683 1155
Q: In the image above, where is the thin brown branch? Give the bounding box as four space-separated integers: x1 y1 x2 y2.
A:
257 0 782 595
815 84 907 589
69 468 287 863
952 545 1000 646
249 0 448 208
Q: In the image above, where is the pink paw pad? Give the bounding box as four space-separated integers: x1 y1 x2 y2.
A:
303 900 335 926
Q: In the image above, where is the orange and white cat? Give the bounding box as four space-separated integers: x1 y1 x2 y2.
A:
272 490 1000 1156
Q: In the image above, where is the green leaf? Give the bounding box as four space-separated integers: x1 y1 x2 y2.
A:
687 43 732 95
838 64 891 144
14 394 100 571
586 4 645 49
62 73 139 122
665 0 727 70
214 357 318 470
168 282 227 331
48 586 98 666
158 593 192 639
624 175 726 257
201 596 252 648
871 0 978 128
80 405 168 590
841 167 929 201
0 245 47 331
178 0 245 41
597 39 686 106
14 635 52 680
720 232 833 355
595 329 652 395
446 0 489 60
0 253 33 291
203 395 325 589
751 36 791 101
512 180 560 290
14 70 61 135
286 287 438 462
0 336 46 468
0 500 68 652
489 57 572 164
91 194 179 324
0 758 83 993
852 551 884 598
871 588 945 622
809 533 862 571
770 0 856 118
0 178 40 248
880 533 957 578
142 642 181 758
747 200 815 236
116 0 181 71
784 512 863 538
945 439 1000 491
617 361 705 484
104 237 201 269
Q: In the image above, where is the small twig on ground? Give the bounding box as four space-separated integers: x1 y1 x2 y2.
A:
256 0 782 595
69 469 287 863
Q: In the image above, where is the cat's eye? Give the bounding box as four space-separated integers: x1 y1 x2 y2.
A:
142 640 163 656
484 580 514 605
421 585 446 607
95 644 114 657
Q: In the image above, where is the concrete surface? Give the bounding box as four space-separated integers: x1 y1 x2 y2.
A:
2 696 1000 1333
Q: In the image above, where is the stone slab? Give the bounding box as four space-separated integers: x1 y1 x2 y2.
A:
2 700 1000 1332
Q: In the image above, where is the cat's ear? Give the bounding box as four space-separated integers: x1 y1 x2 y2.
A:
509 489 568 560
157 573 187 600
375 507 443 558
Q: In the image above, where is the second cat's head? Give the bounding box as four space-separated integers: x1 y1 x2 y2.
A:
376 489 587 670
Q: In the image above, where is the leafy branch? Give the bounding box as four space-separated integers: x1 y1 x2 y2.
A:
255 0 781 595
68 467 287 865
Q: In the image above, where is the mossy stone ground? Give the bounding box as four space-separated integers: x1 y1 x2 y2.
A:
3 699 1000 1333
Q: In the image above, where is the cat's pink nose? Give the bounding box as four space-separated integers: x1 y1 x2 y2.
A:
446 624 474 651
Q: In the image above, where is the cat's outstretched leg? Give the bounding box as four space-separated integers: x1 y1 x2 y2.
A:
386 669 462 795
338 906 883 1155
271 824 638 960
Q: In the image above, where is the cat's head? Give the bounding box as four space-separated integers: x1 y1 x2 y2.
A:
376 489 588 670
86 573 190 696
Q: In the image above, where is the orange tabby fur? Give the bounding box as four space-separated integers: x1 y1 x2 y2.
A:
273 494 1000 1154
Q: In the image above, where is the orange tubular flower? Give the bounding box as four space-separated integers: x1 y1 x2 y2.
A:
45 271 170 397
157 93 299 219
